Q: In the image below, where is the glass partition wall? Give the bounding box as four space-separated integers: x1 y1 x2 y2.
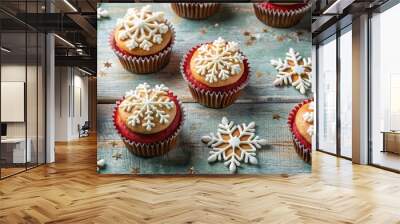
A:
316 26 353 159
317 35 337 155
370 3 400 171
0 1 46 179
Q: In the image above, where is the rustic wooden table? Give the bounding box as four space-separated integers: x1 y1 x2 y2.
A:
97 3 312 174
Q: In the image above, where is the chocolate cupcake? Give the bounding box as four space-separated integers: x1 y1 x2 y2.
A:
171 3 220 20
113 83 185 157
253 1 311 28
288 99 314 163
110 5 175 74
181 37 250 108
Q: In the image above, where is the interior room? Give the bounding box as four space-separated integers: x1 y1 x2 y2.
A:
0 0 400 223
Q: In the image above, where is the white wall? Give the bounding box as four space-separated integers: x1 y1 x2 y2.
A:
54 67 89 141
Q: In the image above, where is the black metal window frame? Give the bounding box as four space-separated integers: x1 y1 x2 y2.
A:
314 22 353 161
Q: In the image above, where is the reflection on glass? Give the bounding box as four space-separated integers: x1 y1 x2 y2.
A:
371 4 400 171
27 32 38 169
0 0 47 178
1 31 27 177
317 36 337 154
340 28 352 158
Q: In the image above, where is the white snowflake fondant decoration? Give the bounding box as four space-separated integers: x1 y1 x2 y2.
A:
119 83 174 131
201 117 267 173
97 7 109 19
271 48 312 94
303 102 314 136
194 37 244 84
116 5 169 51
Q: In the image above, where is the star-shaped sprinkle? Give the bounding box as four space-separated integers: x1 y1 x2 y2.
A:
104 61 112 68
273 114 281 120
131 167 140 174
112 152 122 160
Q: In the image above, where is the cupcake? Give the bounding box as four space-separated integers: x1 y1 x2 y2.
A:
171 3 220 20
181 37 250 108
110 5 175 74
288 99 314 163
253 1 311 28
113 83 185 157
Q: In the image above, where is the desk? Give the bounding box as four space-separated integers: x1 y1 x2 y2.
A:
381 131 400 154
1 138 31 163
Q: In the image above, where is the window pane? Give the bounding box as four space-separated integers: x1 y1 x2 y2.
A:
1 31 27 177
317 36 337 154
340 28 352 158
371 4 400 171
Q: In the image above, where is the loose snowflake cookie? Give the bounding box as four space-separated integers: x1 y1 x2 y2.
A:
181 37 251 108
271 48 312 95
201 117 267 173
113 83 185 157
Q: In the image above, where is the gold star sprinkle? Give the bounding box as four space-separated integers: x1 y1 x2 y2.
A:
255 71 264 78
131 167 140 174
110 141 118 148
112 152 122 160
104 61 112 68
98 70 106 77
273 114 281 120
276 35 285 42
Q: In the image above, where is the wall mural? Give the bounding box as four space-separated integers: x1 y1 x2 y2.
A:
97 3 313 175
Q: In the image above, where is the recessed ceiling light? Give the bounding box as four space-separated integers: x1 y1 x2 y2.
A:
63 0 78 12
54 34 75 48
78 67 93 76
1 47 11 53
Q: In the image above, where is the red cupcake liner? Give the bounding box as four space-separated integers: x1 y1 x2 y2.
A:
113 91 185 157
109 21 175 74
180 44 251 109
288 98 313 164
171 3 220 20
253 1 312 28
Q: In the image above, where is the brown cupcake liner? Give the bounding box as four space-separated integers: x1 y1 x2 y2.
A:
287 98 313 164
292 134 311 163
188 85 242 109
112 93 186 158
171 3 220 20
109 21 175 74
180 44 251 109
253 2 312 28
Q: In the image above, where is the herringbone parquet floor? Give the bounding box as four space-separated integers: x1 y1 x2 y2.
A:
1 135 400 224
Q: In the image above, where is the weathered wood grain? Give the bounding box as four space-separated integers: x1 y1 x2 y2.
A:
97 3 312 103
97 103 311 174
97 3 312 174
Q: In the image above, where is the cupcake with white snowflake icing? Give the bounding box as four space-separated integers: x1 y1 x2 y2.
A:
288 99 314 163
110 5 175 74
181 37 251 108
113 83 185 157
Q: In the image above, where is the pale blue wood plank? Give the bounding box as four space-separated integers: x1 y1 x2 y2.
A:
97 3 312 103
97 103 311 175
96 3 312 175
